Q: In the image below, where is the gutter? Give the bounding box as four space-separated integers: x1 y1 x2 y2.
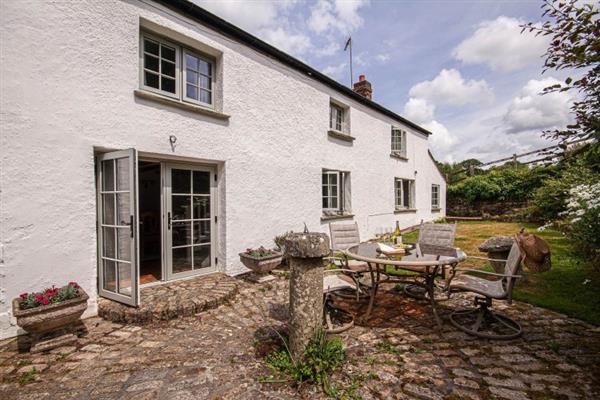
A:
156 0 433 137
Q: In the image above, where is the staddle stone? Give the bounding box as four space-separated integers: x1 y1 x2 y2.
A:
479 236 514 273
285 232 329 359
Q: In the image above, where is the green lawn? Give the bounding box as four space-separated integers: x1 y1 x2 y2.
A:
399 221 600 325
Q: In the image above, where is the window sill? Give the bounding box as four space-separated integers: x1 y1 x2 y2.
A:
431 207 441 212
321 213 355 221
390 152 408 161
327 130 355 142
394 208 417 214
134 89 230 120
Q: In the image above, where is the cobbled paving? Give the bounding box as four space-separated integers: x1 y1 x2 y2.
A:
1 276 599 399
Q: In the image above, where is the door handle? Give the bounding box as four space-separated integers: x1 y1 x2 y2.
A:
168 212 172 230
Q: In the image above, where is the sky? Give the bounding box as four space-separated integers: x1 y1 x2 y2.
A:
192 0 577 163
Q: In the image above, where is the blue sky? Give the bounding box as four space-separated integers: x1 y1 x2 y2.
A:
194 0 576 163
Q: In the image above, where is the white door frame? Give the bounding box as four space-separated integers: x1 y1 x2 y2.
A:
164 162 218 281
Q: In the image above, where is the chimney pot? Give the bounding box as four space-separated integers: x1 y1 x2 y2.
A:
359 74 366 82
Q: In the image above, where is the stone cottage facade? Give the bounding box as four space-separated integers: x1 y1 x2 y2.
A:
0 0 446 338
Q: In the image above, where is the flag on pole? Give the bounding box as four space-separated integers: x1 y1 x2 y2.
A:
344 37 352 51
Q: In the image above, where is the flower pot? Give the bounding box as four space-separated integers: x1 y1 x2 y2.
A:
239 251 282 282
12 288 89 352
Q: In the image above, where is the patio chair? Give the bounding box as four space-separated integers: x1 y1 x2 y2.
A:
403 221 457 299
323 268 361 333
447 241 524 340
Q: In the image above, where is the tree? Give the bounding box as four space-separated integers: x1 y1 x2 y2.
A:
522 1 599 164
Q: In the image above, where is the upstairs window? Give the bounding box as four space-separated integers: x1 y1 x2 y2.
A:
329 103 347 133
322 169 351 216
391 127 407 157
140 33 215 108
431 184 440 209
395 178 415 210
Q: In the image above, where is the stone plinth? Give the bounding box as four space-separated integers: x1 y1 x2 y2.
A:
479 236 514 273
285 232 330 359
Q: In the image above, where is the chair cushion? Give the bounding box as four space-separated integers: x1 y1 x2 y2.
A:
449 274 506 299
346 259 370 273
324 275 357 293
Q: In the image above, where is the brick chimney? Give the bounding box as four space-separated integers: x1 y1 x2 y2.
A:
353 74 372 100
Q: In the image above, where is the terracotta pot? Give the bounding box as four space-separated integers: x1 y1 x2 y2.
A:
12 289 89 335
239 252 282 274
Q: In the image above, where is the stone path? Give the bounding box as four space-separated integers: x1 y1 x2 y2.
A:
1 276 599 399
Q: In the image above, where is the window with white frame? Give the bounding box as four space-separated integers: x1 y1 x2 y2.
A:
391 127 407 157
141 33 215 107
329 103 347 133
431 184 440 209
322 170 351 215
395 178 415 209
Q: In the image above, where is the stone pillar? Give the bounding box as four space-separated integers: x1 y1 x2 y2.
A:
479 236 514 274
285 232 330 359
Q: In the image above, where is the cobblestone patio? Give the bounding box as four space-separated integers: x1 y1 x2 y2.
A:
1 276 599 399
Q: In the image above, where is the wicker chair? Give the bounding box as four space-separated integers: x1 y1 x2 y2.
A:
403 221 457 299
448 242 524 340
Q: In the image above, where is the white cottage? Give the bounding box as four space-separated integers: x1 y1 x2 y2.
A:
0 0 446 339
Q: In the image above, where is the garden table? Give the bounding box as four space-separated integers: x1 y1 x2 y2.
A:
343 242 466 329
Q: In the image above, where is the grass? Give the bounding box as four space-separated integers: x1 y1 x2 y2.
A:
410 220 600 325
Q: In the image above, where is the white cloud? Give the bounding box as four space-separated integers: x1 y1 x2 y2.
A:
308 0 370 34
403 98 435 125
422 120 458 163
409 69 493 107
314 41 341 57
259 27 311 55
453 16 549 72
322 62 348 78
375 53 390 63
503 77 575 134
354 52 369 67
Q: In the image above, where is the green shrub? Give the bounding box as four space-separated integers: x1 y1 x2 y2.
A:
563 183 600 271
264 329 345 394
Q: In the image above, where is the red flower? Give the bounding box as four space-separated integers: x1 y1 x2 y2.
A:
68 282 79 288
19 293 28 299
35 293 44 302
41 298 50 305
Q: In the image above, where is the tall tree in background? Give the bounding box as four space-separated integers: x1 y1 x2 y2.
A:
523 0 599 165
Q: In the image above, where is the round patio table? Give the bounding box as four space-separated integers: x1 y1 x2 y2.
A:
343 242 467 329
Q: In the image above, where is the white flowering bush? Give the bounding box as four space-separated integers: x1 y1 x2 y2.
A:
563 183 600 270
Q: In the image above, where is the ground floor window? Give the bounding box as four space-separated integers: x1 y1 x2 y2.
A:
322 169 351 215
431 184 440 209
395 178 415 209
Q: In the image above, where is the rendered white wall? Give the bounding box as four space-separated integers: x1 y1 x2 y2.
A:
0 0 446 339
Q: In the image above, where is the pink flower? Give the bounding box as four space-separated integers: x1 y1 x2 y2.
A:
68 282 79 288
19 293 28 299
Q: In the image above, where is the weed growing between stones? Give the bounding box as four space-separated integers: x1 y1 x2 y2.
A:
18 368 38 385
261 328 346 396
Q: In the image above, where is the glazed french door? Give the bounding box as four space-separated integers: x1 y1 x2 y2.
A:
165 164 216 279
96 149 139 306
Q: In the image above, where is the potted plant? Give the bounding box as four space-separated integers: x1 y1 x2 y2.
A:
239 246 283 282
12 282 88 352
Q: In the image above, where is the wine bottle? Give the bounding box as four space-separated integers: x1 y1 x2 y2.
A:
394 221 402 245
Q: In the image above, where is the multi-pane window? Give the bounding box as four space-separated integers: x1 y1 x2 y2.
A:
184 51 213 106
330 104 345 132
322 170 351 214
142 37 178 95
391 127 407 157
431 184 440 209
141 34 214 107
395 178 414 209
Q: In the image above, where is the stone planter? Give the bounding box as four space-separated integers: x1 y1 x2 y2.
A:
239 252 283 283
12 288 89 352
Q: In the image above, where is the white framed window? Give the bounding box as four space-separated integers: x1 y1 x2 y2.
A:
395 178 415 209
322 170 351 214
391 127 407 157
183 50 213 106
140 33 215 108
330 103 348 133
431 184 440 209
141 35 180 98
